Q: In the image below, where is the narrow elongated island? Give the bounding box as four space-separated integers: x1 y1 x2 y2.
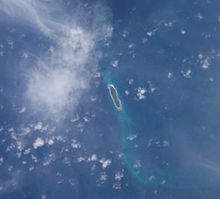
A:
108 84 122 111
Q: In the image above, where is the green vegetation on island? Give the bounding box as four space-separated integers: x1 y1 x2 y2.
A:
108 84 122 111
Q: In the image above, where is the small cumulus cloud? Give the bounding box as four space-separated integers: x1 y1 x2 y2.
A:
33 137 45 149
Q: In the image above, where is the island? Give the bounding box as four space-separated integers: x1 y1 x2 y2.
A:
108 84 122 111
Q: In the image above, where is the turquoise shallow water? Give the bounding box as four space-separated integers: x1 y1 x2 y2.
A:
100 0 220 191
104 73 162 185
104 72 220 189
2 0 220 198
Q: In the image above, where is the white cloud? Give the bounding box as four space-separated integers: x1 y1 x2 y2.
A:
33 137 45 149
26 67 83 114
0 0 112 118
0 0 52 35
99 158 112 169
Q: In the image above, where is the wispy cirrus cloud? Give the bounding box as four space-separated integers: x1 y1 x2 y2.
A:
0 0 112 118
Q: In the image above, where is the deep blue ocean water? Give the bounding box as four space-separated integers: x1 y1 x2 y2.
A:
1 0 220 198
